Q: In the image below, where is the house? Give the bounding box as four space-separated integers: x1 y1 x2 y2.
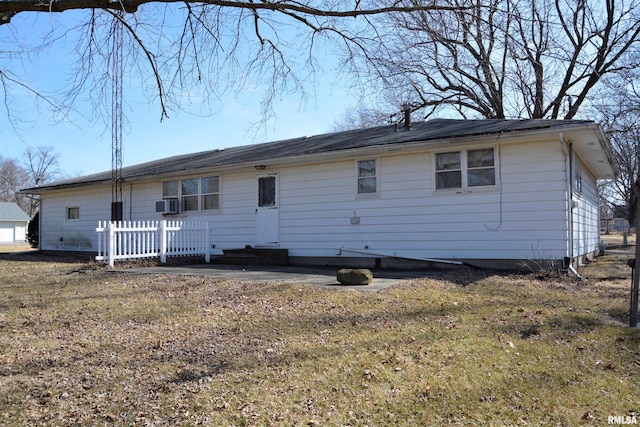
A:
0 202 30 243
20 119 616 269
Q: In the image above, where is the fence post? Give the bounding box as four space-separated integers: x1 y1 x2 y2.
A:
205 221 211 263
96 221 103 261
107 221 115 268
160 220 167 264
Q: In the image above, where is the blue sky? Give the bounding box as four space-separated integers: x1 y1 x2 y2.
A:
0 10 361 178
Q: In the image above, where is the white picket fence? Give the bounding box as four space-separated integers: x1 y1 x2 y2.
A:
96 220 211 267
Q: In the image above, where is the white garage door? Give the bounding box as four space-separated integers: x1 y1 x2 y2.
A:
0 221 15 243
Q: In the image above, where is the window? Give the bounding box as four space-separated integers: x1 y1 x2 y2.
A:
163 181 178 198
357 159 378 195
162 176 221 212
66 207 80 220
435 147 496 190
573 155 582 194
201 176 220 210
435 152 461 189
181 178 199 211
467 148 496 187
258 176 276 207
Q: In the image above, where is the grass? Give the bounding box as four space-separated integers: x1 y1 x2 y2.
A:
0 238 638 426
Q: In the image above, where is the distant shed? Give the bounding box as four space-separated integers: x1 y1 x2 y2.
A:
0 202 30 243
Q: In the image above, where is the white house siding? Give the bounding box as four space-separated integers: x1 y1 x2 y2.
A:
278 138 570 264
39 172 262 254
40 185 113 251
38 137 580 266
572 158 600 260
166 171 260 250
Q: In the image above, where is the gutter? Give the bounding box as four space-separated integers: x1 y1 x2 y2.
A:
338 247 464 266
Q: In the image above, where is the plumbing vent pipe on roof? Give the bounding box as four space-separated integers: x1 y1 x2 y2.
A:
402 104 412 130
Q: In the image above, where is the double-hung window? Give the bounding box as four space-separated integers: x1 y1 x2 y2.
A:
435 147 496 190
162 176 221 212
357 159 378 196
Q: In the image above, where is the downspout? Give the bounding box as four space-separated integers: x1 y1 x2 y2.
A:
38 202 42 251
129 183 133 221
559 133 575 269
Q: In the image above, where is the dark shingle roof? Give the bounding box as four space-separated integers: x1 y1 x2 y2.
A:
0 202 29 222
22 119 595 192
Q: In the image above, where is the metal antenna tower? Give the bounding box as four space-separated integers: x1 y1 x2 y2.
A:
111 12 124 221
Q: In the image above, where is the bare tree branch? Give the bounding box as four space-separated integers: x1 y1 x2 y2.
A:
0 1 464 25
0 0 471 140
351 0 640 120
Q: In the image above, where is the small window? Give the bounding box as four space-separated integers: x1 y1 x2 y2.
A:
573 155 582 194
357 159 378 195
201 176 220 210
66 207 80 220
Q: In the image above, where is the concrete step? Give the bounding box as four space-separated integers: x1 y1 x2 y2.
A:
213 248 289 266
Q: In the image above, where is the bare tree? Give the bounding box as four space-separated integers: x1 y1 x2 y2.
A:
605 127 639 223
593 65 640 226
24 146 61 187
0 147 61 217
0 156 31 212
353 0 640 121
21 146 62 217
331 105 394 131
0 1 466 132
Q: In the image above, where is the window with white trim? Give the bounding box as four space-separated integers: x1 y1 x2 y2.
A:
357 159 378 195
435 147 496 190
162 181 179 199
162 176 221 212
573 155 582 194
201 176 220 210
181 178 199 211
66 207 80 220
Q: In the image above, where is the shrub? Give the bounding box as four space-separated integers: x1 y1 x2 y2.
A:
27 211 39 248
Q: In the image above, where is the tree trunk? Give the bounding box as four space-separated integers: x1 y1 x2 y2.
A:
630 179 639 227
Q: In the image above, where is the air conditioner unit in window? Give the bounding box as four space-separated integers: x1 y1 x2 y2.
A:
155 199 178 214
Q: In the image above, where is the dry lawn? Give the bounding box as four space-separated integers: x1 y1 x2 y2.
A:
0 237 639 426
0 242 35 254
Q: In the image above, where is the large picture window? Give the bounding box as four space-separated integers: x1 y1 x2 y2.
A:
435 147 496 190
162 176 221 212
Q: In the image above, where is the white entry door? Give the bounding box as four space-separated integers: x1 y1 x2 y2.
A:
256 173 279 246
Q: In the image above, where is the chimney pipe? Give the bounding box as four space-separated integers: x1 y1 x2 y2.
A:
402 104 411 130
